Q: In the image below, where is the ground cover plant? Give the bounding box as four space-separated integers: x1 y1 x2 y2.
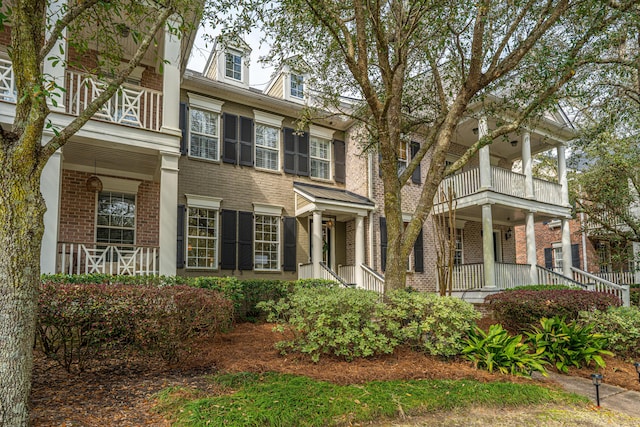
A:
578 306 640 359
156 372 587 427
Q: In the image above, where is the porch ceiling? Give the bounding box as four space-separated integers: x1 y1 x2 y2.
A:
437 201 569 226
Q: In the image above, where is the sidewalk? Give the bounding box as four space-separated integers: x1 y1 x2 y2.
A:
536 371 640 418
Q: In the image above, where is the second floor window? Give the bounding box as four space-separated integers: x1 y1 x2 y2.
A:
225 52 242 81
290 74 304 98
397 140 409 173
190 108 219 161
255 124 279 171
310 136 331 180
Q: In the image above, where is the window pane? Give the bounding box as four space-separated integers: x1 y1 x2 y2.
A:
96 192 136 245
187 207 218 269
255 214 280 271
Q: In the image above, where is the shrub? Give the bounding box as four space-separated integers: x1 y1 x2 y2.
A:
382 290 480 357
504 284 573 292
37 282 233 371
578 306 640 358
486 289 621 332
258 286 397 362
462 324 547 377
525 317 612 373
235 280 290 322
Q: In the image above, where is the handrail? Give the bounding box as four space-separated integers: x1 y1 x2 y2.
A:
360 264 385 282
360 264 385 294
571 267 630 307
536 265 585 288
319 262 349 287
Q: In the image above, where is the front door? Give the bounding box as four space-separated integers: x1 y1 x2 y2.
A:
310 219 333 270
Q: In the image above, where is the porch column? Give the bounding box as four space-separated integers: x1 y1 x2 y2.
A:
522 131 534 199
557 144 569 206
633 242 640 284
525 211 538 284
561 218 572 277
355 214 365 287
160 18 181 134
159 152 179 275
478 116 491 189
482 203 496 288
312 210 323 278
44 0 67 112
40 150 62 274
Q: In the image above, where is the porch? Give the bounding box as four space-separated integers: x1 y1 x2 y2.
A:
56 242 159 275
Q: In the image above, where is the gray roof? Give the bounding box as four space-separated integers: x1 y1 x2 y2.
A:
294 182 374 206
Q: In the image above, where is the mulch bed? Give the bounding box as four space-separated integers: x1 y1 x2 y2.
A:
30 321 640 426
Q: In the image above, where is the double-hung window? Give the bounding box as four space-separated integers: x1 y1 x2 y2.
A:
254 214 280 270
552 242 563 272
189 108 219 160
290 74 304 99
225 51 242 81
255 125 279 170
310 136 331 180
397 139 409 173
96 192 136 245
453 228 464 266
185 195 221 269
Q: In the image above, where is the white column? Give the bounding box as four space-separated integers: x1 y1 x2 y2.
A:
159 152 179 275
561 218 572 277
312 210 323 278
355 214 365 287
44 0 68 112
482 204 496 288
557 144 569 206
478 117 491 189
160 19 182 135
40 150 63 274
525 211 538 284
634 242 640 285
522 131 534 199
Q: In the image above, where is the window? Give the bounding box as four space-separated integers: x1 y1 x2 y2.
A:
96 192 136 245
187 207 218 269
290 74 304 98
397 139 409 173
190 107 219 160
255 124 279 170
452 228 464 266
255 214 280 270
225 52 242 81
552 243 563 272
310 136 331 179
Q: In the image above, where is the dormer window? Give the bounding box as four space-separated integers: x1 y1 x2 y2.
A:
225 51 242 81
290 74 304 99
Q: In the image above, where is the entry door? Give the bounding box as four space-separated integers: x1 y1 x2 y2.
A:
493 231 503 262
309 219 333 269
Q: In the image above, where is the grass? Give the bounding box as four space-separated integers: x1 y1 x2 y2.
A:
155 372 588 427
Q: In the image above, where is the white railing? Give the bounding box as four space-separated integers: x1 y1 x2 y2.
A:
361 264 385 294
492 167 526 198
495 263 532 289
298 263 314 279
319 262 349 286
593 271 636 285
435 168 481 203
536 265 584 288
571 267 630 307
66 71 163 131
337 265 356 285
533 178 563 205
447 263 484 290
57 243 158 275
0 58 16 102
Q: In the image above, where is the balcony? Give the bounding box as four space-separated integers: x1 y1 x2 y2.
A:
57 242 159 276
434 166 563 206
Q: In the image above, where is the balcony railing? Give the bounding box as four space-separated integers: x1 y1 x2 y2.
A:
66 70 163 131
0 58 16 102
57 242 159 275
435 166 563 206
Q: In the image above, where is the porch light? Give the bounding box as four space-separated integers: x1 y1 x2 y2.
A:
86 175 103 192
325 219 334 229
634 362 640 382
505 227 513 240
591 373 603 407
510 140 518 147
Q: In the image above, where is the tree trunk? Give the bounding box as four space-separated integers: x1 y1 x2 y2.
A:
0 168 45 426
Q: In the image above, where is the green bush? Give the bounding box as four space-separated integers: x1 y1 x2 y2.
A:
462 324 547 377
631 288 639 307
504 284 573 292
486 289 621 332
383 290 480 357
258 286 397 362
37 282 233 371
525 317 612 373
578 306 640 358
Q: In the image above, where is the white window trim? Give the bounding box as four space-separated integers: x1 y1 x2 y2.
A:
253 203 283 216
453 228 464 266
552 242 563 271
185 199 220 270
254 213 281 271
99 176 141 194
95 191 137 245
309 124 334 140
186 194 222 210
309 135 332 181
254 110 284 172
186 95 223 162
290 73 304 99
254 110 284 128
224 49 243 82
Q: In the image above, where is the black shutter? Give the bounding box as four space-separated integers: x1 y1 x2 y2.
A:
297 131 309 176
220 210 237 270
238 211 254 270
283 128 296 174
239 116 254 166
571 243 580 268
223 113 238 164
544 247 553 269
179 102 188 155
410 141 421 184
413 226 424 273
176 204 186 268
283 217 297 271
334 140 346 183
380 217 387 272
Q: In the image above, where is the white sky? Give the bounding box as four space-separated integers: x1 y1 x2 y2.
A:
187 26 275 91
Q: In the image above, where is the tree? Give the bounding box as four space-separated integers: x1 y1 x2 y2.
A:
259 0 635 293
0 0 205 423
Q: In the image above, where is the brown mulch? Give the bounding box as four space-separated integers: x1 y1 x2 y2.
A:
30 321 640 426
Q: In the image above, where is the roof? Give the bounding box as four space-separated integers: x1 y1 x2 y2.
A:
293 182 374 207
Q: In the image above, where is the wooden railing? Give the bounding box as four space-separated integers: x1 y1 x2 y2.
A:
66 71 163 131
536 265 584 288
361 264 385 293
447 263 484 290
319 262 349 287
298 263 314 279
0 58 16 103
494 263 532 289
592 271 636 285
337 265 356 285
571 267 630 307
57 242 158 275
435 166 563 206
